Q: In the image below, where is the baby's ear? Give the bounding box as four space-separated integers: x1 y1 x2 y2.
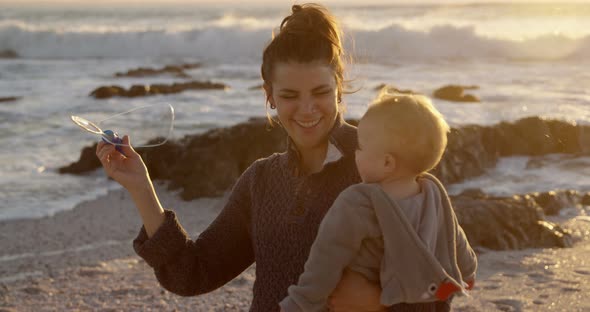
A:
383 153 397 173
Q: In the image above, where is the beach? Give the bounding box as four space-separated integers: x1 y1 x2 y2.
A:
0 183 257 311
1 181 589 312
1 1 590 311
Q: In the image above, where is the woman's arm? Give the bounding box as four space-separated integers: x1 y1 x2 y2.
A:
133 161 259 296
128 179 165 237
96 132 258 297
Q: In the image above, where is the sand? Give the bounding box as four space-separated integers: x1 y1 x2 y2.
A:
1 181 589 312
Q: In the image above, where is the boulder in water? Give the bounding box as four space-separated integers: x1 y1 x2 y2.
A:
0 50 18 58
89 80 229 99
433 84 480 102
114 63 200 78
0 96 22 103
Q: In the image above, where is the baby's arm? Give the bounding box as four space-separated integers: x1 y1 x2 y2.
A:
280 186 376 312
455 222 477 289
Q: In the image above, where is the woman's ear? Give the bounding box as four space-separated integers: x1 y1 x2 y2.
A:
263 83 275 108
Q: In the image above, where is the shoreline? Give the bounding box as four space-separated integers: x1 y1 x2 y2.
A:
1 183 590 311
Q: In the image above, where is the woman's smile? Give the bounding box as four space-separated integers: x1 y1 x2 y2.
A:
295 118 322 129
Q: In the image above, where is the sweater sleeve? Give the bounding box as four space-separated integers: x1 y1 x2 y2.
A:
425 173 477 287
280 185 375 312
455 220 478 285
132 160 259 296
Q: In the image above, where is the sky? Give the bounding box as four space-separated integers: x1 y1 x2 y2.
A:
1 0 589 5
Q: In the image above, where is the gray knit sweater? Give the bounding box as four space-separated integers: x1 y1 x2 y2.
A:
133 118 453 312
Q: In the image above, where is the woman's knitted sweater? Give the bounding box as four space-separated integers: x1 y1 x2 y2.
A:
133 119 451 312
133 118 359 311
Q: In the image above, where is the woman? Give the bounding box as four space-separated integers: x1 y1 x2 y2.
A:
96 3 447 312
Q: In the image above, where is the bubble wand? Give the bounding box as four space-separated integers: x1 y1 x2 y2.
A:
70 115 127 155
70 104 174 155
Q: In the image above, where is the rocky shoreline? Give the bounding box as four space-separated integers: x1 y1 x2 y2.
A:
60 116 590 194
58 116 590 251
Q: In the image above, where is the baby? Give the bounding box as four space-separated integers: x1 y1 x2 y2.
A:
280 91 477 312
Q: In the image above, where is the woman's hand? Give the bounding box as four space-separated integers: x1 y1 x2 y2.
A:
96 135 150 192
96 135 166 237
328 269 387 312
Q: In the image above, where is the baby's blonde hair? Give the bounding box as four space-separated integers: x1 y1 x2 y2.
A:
362 91 450 175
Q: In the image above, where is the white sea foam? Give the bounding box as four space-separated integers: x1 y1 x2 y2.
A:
0 21 588 62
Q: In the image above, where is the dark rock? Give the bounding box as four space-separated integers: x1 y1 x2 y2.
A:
433 84 480 102
581 192 590 206
0 50 18 58
58 145 101 174
533 191 562 215
452 193 572 250
531 190 581 216
136 139 184 181
114 63 200 78
0 97 21 103
127 85 149 97
579 126 590 154
489 117 580 156
60 117 590 197
461 94 479 102
536 220 573 248
180 63 201 70
90 86 126 99
89 81 228 99
149 84 169 95
165 118 287 200
374 83 418 94
431 125 499 185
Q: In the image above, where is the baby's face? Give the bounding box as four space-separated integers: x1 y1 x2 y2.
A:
355 118 389 183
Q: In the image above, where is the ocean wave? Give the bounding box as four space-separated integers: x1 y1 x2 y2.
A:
351 24 589 62
0 22 588 62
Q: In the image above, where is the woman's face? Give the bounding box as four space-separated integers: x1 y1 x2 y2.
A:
266 61 339 152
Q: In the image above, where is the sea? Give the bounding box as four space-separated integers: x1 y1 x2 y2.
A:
0 1 589 220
